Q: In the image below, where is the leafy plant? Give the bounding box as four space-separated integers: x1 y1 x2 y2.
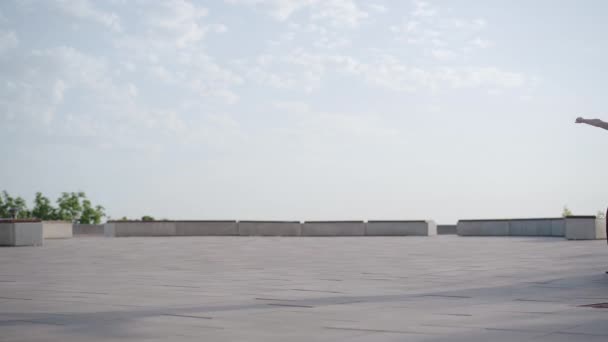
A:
1 190 105 224
32 192 57 220
0 191 31 219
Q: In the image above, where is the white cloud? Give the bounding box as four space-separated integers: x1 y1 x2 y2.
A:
154 0 209 48
127 83 138 98
53 0 122 32
412 0 437 18
272 101 400 147
211 23 228 33
1 46 113 128
431 48 457 61
52 79 67 104
226 0 368 28
368 3 387 13
244 51 357 91
357 58 527 91
470 37 493 49
244 50 528 93
0 43 244 151
113 1 243 104
310 0 368 28
392 2 492 61
0 30 18 53
270 21 352 50
452 67 525 88
225 0 314 21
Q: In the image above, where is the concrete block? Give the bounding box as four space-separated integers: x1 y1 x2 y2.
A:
175 221 238 236
457 218 565 237
42 221 73 239
366 220 437 236
508 220 553 236
302 221 365 236
104 223 115 237
437 225 457 235
457 220 510 236
73 224 105 235
107 221 177 237
551 219 566 237
565 216 606 240
238 221 301 236
0 220 43 246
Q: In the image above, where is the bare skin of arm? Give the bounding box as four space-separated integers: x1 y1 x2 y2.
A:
575 117 608 130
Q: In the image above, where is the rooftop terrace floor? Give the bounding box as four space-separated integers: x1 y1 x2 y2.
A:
1 236 608 341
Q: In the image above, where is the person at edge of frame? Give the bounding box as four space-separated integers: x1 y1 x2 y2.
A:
575 116 608 274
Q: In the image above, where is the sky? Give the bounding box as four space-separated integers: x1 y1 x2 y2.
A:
1 0 608 223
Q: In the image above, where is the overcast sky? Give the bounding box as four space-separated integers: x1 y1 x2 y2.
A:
1 0 608 223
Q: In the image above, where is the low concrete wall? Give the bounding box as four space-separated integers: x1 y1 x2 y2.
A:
366 221 437 236
302 221 365 236
457 220 510 236
457 218 565 237
437 225 457 235
238 221 301 236
73 224 105 235
508 219 564 237
565 216 606 240
176 221 238 236
103 219 450 237
105 221 176 237
0 220 43 246
42 221 73 239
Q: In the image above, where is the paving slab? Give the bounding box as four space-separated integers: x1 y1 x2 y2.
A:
1 236 608 341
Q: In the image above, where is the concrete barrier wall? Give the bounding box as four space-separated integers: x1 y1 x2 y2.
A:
508 219 564 237
176 221 238 236
302 221 365 236
550 220 566 237
104 223 115 237
366 221 437 236
457 218 565 237
457 220 510 236
107 221 177 237
238 221 301 236
42 221 73 239
73 224 105 235
565 216 606 240
0 221 43 246
437 225 457 235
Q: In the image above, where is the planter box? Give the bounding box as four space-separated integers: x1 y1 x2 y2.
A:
366 220 437 236
0 220 43 246
42 221 73 239
301 221 365 236
238 221 301 236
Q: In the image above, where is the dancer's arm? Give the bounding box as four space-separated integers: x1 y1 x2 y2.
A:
575 117 608 130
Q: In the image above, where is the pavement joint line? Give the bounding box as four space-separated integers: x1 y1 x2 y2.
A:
323 326 435 335
267 303 314 308
161 313 213 320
